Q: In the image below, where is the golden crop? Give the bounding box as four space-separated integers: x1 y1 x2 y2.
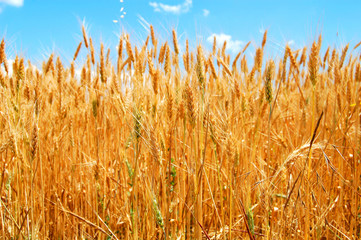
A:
0 28 360 239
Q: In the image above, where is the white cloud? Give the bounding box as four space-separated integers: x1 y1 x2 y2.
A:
0 0 24 7
149 2 161 12
0 59 13 77
203 9 209 17
287 40 295 46
207 33 244 54
149 0 192 14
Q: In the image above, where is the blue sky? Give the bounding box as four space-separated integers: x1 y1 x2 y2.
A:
1 0 361 65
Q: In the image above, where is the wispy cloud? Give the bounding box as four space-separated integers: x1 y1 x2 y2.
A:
203 9 209 17
207 33 244 54
0 0 24 7
149 0 192 14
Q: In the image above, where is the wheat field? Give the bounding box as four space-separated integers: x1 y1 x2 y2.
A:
0 27 360 239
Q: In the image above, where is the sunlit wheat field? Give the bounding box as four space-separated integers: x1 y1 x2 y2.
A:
1 1 361 239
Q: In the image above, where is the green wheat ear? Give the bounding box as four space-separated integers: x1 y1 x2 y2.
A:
133 108 142 141
246 207 255 235
265 60 274 104
152 197 165 230
92 99 99 117
125 159 134 181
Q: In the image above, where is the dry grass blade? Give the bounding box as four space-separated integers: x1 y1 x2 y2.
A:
57 206 111 237
237 198 256 240
284 111 324 210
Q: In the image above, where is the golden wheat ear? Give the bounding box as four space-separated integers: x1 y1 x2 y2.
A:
0 39 6 65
